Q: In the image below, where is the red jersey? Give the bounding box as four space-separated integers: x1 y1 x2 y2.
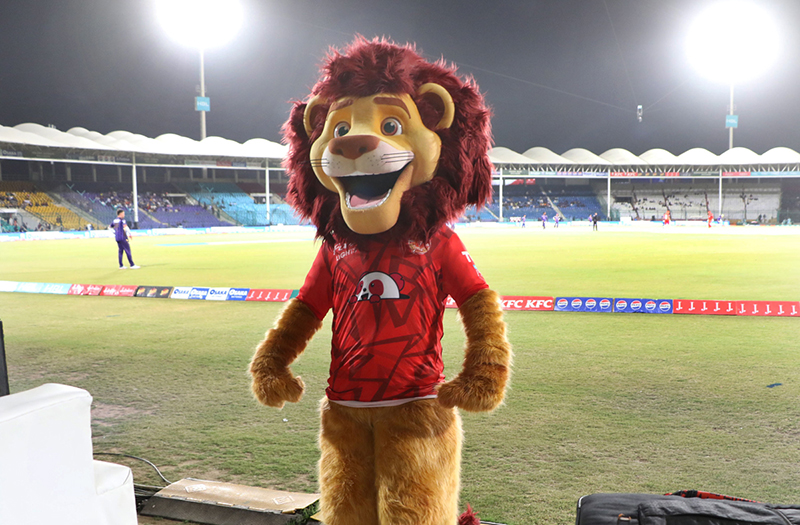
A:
296 226 488 406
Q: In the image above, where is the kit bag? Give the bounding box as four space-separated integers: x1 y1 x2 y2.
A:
575 491 800 525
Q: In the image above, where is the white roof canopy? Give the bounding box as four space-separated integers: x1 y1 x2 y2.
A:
1 122 799 172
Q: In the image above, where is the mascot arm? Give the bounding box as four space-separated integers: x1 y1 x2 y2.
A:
249 298 323 408
437 288 512 412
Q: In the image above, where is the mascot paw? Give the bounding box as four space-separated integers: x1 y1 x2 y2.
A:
437 365 508 412
251 368 305 409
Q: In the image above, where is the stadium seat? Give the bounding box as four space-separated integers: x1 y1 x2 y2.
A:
0 383 137 525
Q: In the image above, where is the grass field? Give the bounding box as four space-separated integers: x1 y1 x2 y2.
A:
1 225 799 525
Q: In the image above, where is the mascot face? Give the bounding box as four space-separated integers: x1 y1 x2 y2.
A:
304 84 455 235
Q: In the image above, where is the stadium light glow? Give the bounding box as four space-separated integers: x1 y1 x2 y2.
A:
686 1 779 85
156 0 243 50
156 0 243 142
686 1 779 151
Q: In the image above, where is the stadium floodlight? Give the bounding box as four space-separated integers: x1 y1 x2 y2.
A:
156 0 243 140
156 0 243 50
686 1 779 149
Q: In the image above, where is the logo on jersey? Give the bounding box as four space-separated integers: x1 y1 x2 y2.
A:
350 271 409 304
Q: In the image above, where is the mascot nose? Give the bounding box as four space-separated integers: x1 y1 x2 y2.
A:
328 135 380 160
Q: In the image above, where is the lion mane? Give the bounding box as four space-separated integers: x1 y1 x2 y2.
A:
282 36 494 245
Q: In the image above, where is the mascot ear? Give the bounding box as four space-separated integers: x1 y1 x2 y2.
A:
303 95 328 138
417 83 455 131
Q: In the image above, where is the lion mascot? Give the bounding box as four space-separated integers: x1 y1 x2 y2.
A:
249 37 512 525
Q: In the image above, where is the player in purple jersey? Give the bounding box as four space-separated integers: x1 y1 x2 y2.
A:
109 209 139 269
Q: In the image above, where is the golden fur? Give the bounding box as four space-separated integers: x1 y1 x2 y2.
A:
437 289 513 412
318 398 462 525
249 298 322 408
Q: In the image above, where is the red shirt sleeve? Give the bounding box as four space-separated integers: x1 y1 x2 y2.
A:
296 244 334 320
440 232 488 307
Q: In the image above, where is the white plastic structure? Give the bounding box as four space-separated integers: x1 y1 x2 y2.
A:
0 383 137 525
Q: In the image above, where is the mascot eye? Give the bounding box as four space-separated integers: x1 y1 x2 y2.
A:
381 118 402 136
333 122 351 138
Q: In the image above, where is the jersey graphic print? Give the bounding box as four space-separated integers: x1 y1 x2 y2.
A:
350 271 409 304
297 225 487 405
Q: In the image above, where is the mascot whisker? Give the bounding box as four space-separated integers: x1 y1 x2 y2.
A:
249 36 512 525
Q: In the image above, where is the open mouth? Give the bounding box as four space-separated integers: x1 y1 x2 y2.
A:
340 164 408 210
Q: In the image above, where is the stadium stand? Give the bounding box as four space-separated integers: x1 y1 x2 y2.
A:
0 181 93 230
611 179 782 223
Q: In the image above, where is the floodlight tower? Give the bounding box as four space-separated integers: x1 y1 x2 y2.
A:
686 1 779 150
156 0 243 141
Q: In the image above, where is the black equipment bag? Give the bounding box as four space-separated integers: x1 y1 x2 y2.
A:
575 491 800 525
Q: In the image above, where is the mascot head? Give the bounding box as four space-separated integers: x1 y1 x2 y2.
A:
284 36 493 244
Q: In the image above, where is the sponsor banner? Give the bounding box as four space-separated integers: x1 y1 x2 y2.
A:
752 171 800 177
555 297 613 313
68 284 104 296
673 299 736 316
188 287 209 300
0 280 20 292
100 285 137 297
584 297 613 313
206 287 231 301
170 286 192 299
245 289 294 302
614 298 645 313
723 171 750 177
655 299 673 314
501 296 554 311
40 283 71 295
135 286 174 299
226 288 250 301
555 297 574 311
610 171 640 177
16 282 45 294
446 295 555 311
736 301 800 317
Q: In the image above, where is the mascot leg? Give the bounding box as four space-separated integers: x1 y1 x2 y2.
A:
318 398 379 525
374 400 462 525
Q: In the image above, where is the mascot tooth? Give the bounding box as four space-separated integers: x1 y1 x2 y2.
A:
249 37 512 525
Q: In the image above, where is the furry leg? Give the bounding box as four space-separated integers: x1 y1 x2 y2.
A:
374 400 462 525
318 398 379 525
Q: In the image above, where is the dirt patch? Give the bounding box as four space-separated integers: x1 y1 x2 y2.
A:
92 402 154 427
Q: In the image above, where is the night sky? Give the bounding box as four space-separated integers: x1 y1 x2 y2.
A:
2 0 799 156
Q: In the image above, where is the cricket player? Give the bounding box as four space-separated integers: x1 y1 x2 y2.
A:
109 209 139 269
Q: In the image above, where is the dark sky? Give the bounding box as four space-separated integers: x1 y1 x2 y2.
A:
2 0 799 156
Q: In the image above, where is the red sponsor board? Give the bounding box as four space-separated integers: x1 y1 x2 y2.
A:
736 301 800 317
245 289 294 302
68 284 104 296
100 285 137 297
502 296 555 311
673 299 736 315
445 295 554 311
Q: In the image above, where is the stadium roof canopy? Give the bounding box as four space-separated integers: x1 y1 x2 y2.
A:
1 122 800 173
0 123 288 170
488 145 800 173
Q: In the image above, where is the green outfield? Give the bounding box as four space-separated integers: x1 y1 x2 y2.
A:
1 226 799 525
